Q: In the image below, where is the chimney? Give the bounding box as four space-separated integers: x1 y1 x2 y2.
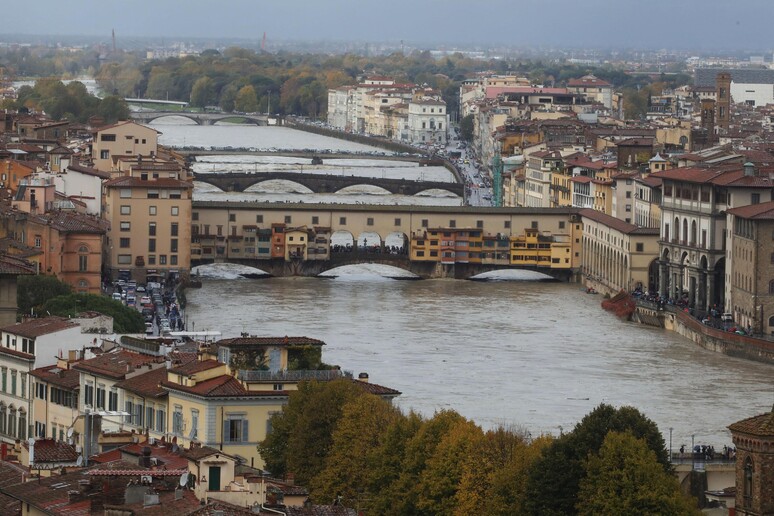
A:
139 446 152 468
285 472 294 486
743 161 755 176
357 372 369 383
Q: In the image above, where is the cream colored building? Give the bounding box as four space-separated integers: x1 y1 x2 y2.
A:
580 208 660 295
91 121 159 172
102 156 192 282
30 353 81 442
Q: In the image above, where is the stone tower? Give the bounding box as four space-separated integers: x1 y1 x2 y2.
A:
728 405 774 515
715 72 732 130
700 98 716 144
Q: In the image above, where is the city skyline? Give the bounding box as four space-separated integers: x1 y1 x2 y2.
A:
4 0 774 51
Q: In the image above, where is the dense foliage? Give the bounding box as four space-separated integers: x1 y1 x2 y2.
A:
4 79 129 123
259 384 697 515
17 275 144 333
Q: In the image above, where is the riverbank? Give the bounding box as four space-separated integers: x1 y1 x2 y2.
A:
633 302 774 365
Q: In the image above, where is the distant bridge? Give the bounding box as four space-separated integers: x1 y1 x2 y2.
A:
193 171 463 196
195 251 574 281
130 111 269 126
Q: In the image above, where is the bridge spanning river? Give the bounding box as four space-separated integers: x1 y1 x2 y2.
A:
131 111 270 126
193 171 463 196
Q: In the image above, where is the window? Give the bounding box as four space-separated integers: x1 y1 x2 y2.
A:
224 416 248 443
477 220 484 229
752 193 761 205
171 206 179 216
171 255 178 265
84 381 94 407
120 188 131 198
229 214 236 222
148 222 157 236
558 221 565 229
284 215 292 224
20 373 26 397
190 409 199 439
79 254 88 272
626 191 631 198
636 243 644 252
531 221 538 229
120 238 130 248
148 239 156 252
147 190 159 199
449 220 456 228
171 239 178 253
170 190 182 199
312 216 319 225
120 205 131 215
100 133 116 142
171 222 179 237
10 371 16 396
744 457 753 506
504 221 511 229
149 206 157 216
100 150 109 159
422 219 428 228
367 218 374 226
160 255 167 265
148 255 156 265
120 221 130 231
96 384 105 409
146 405 155 430
256 215 264 223
117 254 132 265
173 406 183 434
192 212 199 221
339 217 346 225
36 383 47 400
109 389 118 411
156 408 166 433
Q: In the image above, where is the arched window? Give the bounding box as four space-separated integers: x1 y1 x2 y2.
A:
0 404 5 435
78 245 89 253
769 280 774 294
691 220 697 245
8 408 16 438
78 279 88 288
768 315 774 327
682 219 688 244
744 457 754 505
674 217 680 241
18 409 26 441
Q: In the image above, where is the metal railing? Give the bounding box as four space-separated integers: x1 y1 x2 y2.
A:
237 369 351 382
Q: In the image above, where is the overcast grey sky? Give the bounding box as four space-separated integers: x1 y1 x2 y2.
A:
6 0 773 50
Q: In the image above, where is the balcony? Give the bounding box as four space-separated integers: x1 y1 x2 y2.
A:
237 369 350 382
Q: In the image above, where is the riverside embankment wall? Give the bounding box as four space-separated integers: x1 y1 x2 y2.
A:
634 305 774 365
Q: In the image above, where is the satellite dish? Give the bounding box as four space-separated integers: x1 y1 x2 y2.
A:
76 455 84 467
179 472 190 487
67 428 74 438
28 437 35 447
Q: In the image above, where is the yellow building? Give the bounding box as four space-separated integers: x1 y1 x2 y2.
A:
91 121 159 172
30 353 81 442
102 156 192 282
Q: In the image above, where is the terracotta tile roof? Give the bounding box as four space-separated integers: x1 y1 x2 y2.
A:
579 208 660 236
41 210 109 234
567 75 612 88
727 200 774 220
216 336 326 348
0 253 36 275
0 316 78 338
30 365 81 390
169 359 223 376
0 346 35 361
93 120 159 134
73 350 161 380
351 379 401 397
178 445 235 462
25 439 79 464
616 137 654 147
570 176 593 183
0 460 26 516
637 175 663 188
67 163 110 179
115 366 168 399
103 176 192 189
162 375 288 399
728 405 774 437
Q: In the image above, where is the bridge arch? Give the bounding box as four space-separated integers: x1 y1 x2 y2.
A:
384 231 408 252
331 230 355 252
357 231 382 250
414 188 461 198
147 114 199 125
335 184 392 195
244 179 314 194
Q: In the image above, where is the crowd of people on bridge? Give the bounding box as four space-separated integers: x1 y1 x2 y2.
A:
331 243 408 255
676 444 735 462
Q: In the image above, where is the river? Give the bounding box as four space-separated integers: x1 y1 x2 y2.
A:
185 275 774 449
164 120 773 449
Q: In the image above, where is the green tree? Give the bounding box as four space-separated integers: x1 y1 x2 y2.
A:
17 275 72 316
234 85 259 113
257 379 364 485
145 67 175 100
310 394 402 508
577 432 699 516
97 95 130 123
190 76 215 108
416 418 484 515
524 404 668 516
219 83 239 112
42 293 144 333
460 114 475 142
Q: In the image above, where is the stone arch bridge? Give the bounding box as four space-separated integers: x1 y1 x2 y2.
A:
195 252 574 281
130 111 269 126
193 171 463 196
